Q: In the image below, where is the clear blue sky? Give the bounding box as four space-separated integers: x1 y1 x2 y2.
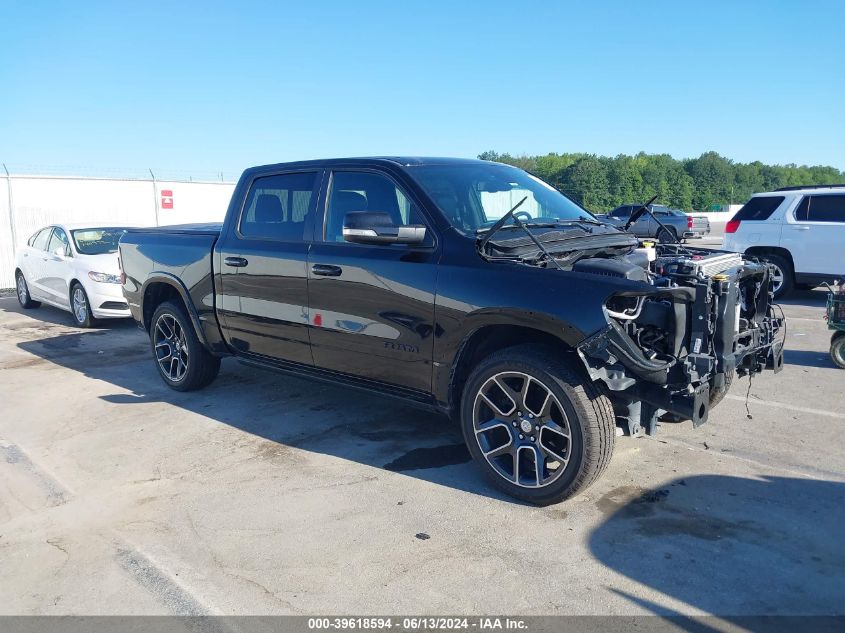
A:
2 0 843 179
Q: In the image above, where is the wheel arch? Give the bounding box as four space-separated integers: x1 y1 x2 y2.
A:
446 322 578 422
141 274 208 346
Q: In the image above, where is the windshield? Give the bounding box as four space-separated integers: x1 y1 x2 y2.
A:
409 164 595 234
71 228 129 255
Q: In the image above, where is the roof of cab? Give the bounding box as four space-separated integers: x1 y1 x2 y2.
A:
246 156 499 173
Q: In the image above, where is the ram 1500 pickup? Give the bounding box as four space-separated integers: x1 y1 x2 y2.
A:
119 157 784 504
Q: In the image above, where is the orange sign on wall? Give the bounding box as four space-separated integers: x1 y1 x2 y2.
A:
161 189 173 209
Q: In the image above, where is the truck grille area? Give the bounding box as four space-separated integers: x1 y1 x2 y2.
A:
656 251 743 278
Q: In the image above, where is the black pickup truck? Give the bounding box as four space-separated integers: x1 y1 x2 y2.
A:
119 157 784 504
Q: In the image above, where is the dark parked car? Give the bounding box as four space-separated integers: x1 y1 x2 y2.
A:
600 204 710 241
119 157 783 504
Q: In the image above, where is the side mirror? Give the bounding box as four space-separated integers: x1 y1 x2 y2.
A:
342 212 426 245
53 246 66 257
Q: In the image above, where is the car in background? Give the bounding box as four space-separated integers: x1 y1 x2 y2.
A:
599 204 709 242
14 224 133 327
723 185 845 299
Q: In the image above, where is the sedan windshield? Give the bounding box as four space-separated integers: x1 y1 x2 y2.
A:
408 163 595 234
71 228 129 255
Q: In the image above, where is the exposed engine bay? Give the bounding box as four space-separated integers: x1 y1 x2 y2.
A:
481 230 785 435
577 242 784 432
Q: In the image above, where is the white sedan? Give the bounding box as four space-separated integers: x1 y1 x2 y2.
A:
14 223 133 327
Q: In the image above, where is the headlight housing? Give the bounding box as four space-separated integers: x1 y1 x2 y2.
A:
88 271 121 284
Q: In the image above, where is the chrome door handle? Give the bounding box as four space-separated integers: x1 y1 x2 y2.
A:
793 226 810 231
311 264 343 277
224 256 249 267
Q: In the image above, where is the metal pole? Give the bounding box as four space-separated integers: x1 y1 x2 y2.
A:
149 168 160 227
2 163 17 248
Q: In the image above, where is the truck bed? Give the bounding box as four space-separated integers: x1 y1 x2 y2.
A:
125 222 223 235
119 224 222 345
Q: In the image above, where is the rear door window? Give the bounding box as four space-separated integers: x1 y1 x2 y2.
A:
734 196 784 221
795 194 845 223
239 172 319 241
31 228 52 251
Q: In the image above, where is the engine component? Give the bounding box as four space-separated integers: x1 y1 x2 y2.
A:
656 251 743 278
573 258 649 283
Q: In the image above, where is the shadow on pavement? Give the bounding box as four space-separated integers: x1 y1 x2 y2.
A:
777 288 829 308
6 300 137 330
783 348 838 369
589 475 845 616
5 300 527 503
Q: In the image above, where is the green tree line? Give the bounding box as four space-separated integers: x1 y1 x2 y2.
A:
478 150 845 213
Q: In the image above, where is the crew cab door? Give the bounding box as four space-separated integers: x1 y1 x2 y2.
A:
783 193 845 276
215 170 322 364
307 169 439 395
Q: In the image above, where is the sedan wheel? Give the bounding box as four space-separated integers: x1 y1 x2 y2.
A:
70 284 95 328
15 272 40 309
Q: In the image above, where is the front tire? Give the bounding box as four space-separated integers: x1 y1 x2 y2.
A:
150 300 220 391
831 333 845 370
70 282 95 328
460 345 615 505
15 271 40 309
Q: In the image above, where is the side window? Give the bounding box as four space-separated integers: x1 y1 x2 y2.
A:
736 196 785 221
611 207 630 218
803 195 845 223
47 228 71 256
794 197 810 222
32 228 52 251
239 172 318 241
325 171 431 244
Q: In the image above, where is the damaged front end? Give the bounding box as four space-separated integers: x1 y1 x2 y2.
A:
577 247 785 435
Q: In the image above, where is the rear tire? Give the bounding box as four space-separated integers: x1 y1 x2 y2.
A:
657 227 677 244
460 344 615 505
831 333 845 370
150 300 221 391
70 282 95 328
760 254 794 300
15 271 40 309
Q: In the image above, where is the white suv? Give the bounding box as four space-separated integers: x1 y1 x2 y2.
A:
723 185 845 298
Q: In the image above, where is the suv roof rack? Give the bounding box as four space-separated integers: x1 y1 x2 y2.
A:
775 183 845 192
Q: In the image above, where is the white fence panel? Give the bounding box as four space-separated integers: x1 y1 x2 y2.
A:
0 175 236 289
0 178 13 291
154 181 234 226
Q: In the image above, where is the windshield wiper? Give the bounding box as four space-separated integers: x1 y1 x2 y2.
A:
477 197 564 270
569 216 605 226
